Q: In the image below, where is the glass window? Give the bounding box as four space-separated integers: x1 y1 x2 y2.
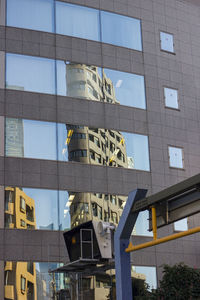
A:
5 118 150 171
5 262 66 297
57 61 146 109
174 218 188 231
4 187 70 231
164 87 179 109
101 11 142 50
56 2 100 41
5 118 57 160
160 32 174 53
104 69 146 109
168 146 184 169
132 266 157 291
133 210 152 236
7 0 54 32
123 133 150 171
6 54 56 94
6 54 146 110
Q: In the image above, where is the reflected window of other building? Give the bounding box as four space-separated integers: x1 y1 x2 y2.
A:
20 197 26 212
132 266 157 291
6 53 56 94
168 146 184 169
133 210 153 237
21 276 26 293
174 218 188 231
56 2 100 41
7 0 54 32
160 32 174 53
101 11 142 50
164 87 179 109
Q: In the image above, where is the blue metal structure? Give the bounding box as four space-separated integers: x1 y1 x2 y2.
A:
114 189 147 300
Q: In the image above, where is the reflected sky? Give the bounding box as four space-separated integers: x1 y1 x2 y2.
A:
133 266 157 290
7 0 142 50
6 53 146 109
134 210 152 237
6 118 150 171
7 0 54 32
101 10 142 51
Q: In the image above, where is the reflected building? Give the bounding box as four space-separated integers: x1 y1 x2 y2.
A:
4 187 37 299
5 118 24 158
65 63 120 105
65 63 129 229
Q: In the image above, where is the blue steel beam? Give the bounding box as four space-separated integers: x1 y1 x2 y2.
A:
114 189 147 300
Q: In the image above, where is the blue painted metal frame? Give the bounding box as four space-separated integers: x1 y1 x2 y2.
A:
114 189 147 300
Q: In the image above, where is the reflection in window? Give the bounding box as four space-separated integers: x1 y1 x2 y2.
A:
56 2 100 41
101 11 142 50
7 1 142 50
6 53 146 109
4 187 70 231
174 218 188 231
5 118 150 171
5 261 66 299
168 146 184 169
160 32 174 53
164 87 179 109
132 266 157 291
6 54 56 94
133 210 153 237
7 0 54 32
5 187 127 230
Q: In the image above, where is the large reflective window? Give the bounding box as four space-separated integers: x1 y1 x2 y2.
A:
6 54 56 94
4 261 66 299
5 187 126 230
5 187 61 230
133 210 152 236
6 53 146 109
5 118 150 171
122 132 150 171
56 2 100 41
7 1 142 51
101 11 142 50
5 118 57 160
132 266 157 291
7 0 54 32
57 61 146 109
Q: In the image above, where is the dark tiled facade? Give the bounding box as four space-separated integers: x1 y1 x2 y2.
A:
1 0 200 298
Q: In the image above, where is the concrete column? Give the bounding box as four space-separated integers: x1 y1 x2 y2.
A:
0 0 6 26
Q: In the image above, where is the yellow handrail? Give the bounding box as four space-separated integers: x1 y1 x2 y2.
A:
125 206 200 253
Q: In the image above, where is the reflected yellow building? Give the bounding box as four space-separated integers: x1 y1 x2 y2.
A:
4 187 37 300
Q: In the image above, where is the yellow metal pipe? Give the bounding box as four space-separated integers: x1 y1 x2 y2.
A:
151 206 157 240
126 226 200 253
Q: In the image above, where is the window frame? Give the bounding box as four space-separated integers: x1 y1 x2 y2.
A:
168 145 184 170
160 31 175 54
163 86 179 110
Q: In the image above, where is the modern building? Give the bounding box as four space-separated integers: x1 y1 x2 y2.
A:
1 0 200 298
